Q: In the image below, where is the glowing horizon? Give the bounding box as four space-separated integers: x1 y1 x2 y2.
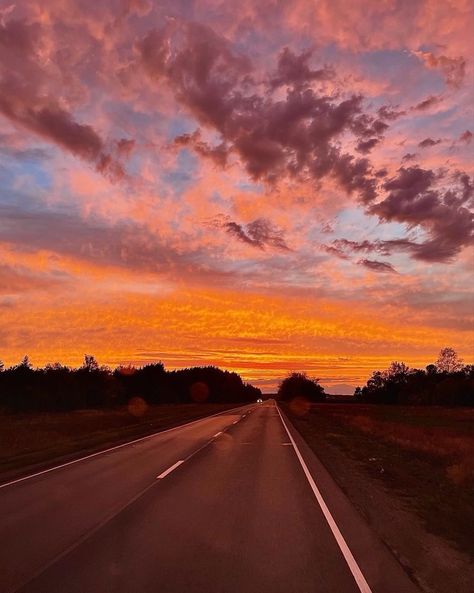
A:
0 1 473 394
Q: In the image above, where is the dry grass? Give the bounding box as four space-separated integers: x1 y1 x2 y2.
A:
0 403 240 479
285 403 474 556
319 404 474 485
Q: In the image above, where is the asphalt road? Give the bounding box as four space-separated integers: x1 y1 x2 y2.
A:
0 401 420 593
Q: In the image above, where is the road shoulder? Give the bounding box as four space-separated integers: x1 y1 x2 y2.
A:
279 405 422 593
281 405 474 593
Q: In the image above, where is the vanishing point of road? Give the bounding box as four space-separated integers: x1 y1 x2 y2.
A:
0 401 420 593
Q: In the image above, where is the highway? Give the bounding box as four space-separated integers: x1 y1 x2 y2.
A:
0 401 420 593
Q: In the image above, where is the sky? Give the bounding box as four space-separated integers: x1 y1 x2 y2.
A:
0 0 473 393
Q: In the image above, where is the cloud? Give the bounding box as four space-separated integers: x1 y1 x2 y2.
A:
459 130 472 144
333 239 384 254
174 129 228 167
377 105 406 121
116 138 135 157
357 259 397 273
0 204 232 283
418 137 441 149
413 95 442 111
0 99 126 180
222 217 290 251
414 51 466 88
138 21 382 201
0 263 65 294
321 244 350 260
356 137 380 154
0 133 49 161
0 17 128 180
369 167 474 262
270 47 334 89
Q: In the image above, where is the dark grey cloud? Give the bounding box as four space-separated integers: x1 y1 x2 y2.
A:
0 18 129 180
138 21 473 265
138 22 381 202
413 95 442 111
357 259 397 273
356 137 380 154
418 137 441 149
321 244 350 260
223 218 290 251
367 167 474 261
270 47 334 89
377 105 406 120
174 129 228 167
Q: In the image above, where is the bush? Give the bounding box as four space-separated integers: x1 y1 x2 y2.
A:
277 372 325 402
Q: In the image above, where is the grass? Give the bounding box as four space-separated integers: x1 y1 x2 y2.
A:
0 402 241 480
285 402 474 556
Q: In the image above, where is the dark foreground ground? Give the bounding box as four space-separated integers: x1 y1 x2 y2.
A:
2 400 472 593
285 402 474 593
0 402 241 481
1 402 419 593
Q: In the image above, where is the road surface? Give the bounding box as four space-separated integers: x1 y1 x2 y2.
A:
0 401 420 593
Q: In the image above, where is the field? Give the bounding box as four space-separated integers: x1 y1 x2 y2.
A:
0 402 241 481
285 402 474 593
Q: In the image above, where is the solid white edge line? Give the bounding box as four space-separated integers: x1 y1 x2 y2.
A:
0 404 251 490
156 460 184 479
276 404 373 593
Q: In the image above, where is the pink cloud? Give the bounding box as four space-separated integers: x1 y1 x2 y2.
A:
0 0 472 379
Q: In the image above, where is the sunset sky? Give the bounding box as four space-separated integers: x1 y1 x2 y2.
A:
0 0 473 393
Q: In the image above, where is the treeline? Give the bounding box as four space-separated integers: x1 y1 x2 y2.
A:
0 355 262 412
355 348 474 406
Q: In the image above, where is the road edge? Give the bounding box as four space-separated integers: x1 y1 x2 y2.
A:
277 404 422 593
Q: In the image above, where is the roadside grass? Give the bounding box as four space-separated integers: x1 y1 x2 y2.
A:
0 402 241 480
285 403 474 556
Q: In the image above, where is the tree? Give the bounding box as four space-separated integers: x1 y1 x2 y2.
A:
17 355 32 369
277 372 325 402
367 370 384 391
82 354 99 372
385 361 410 379
436 347 463 373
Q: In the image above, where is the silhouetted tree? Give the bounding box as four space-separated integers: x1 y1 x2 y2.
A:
17 355 32 369
385 361 409 379
436 347 463 373
82 354 99 372
277 372 325 402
